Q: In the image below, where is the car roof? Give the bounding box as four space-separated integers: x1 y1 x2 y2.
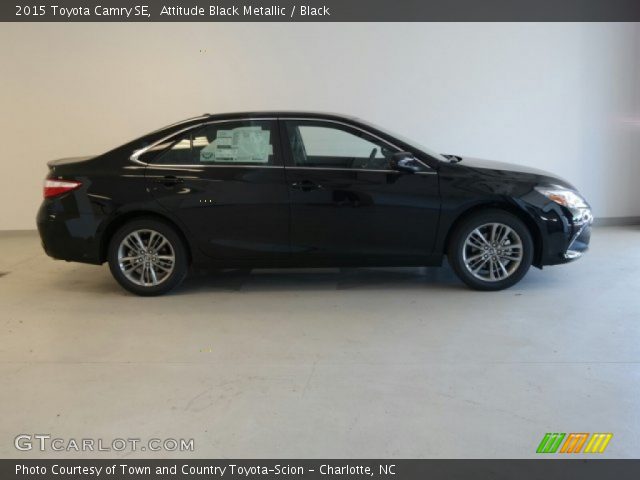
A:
201 111 360 121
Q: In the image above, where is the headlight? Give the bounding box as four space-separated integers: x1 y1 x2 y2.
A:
534 186 588 209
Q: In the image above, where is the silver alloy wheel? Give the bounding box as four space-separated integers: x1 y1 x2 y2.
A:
462 222 523 282
117 229 175 287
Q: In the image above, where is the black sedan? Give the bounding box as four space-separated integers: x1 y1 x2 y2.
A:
37 112 593 295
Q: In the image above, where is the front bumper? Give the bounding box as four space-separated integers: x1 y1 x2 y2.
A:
526 195 593 267
563 208 592 261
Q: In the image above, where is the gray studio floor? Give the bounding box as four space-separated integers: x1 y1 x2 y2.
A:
1 227 638 458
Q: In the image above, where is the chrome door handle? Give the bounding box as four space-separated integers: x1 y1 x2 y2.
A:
154 175 184 186
291 180 322 192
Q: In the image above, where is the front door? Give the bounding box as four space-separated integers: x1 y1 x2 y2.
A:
281 119 440 266
144 119 290 264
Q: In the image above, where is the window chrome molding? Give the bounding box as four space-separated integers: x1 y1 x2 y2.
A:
129 116 435 174
286 166 437 175
145 164 282 170
144 164 436 174
286 166 395 173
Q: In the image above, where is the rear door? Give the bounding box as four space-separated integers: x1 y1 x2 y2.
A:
281 118 440 266
143 119 290 264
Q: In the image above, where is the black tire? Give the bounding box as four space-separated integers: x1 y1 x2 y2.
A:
447 209 533 291
107 218 188 296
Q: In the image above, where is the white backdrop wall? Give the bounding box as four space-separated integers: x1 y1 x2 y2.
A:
0 22 638 230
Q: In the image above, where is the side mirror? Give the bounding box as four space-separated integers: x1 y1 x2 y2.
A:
390 152 421 173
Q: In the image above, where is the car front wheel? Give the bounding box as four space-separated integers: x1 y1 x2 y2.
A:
107 218 188 296
448 209 533 291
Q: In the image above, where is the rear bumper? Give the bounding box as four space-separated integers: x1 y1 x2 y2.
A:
36 201 102 264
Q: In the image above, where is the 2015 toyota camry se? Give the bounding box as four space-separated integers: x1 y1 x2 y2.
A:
37 112 593 295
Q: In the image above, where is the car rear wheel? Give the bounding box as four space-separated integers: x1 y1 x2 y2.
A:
448 209 533 291
107 218 188 296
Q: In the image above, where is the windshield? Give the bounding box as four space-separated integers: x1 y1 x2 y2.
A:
357 119 449 162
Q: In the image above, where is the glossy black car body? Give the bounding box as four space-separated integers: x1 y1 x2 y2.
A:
37 112 592 294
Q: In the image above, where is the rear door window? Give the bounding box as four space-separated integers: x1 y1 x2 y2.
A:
152 120 278 166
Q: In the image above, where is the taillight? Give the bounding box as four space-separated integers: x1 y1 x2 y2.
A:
43 179 82 198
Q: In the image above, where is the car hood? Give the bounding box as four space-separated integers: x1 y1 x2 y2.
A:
451 156 574 189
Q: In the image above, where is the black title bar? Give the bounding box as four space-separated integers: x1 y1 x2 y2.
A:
4 460 640 480
4 0 640 22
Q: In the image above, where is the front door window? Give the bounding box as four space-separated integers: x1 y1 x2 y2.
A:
285 121 398 170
